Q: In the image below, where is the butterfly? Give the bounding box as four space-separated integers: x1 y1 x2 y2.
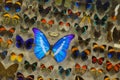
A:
5 0 22 12
17 72 34 80
37 76 53 80
41 18 54 27
48 32 60 37
74 63 87 75
96 0 110 14
104 76 119 80
93 29 101 40
75 75 84 80
71 46 91 61
24 60 37 72
16 35 34 50
74 23 88 34
92 56 104 65
106 60 120 73
0 37 13 49
78 36 91 47
24 14 37 25
58 21 71 32
94 14 108 26
39 5 51 17
113 27 120 43
40 63 54 73
67 9 81 19
2 13 20 25
10 52 24 62
107 46 120 60
90 67 104 78
32 28 75 63
58 66 71 77
54 0 72 8
0 62 18 80
0 50 7 60
93 43 106 53
20 25 29 33
0 25 15 38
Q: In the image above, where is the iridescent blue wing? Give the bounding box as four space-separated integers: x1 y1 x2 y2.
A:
25 38 34 50
52 34 75 63
16 35 24 48
32 28 50 60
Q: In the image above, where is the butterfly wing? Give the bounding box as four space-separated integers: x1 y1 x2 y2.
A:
17 72 24 80
0 62 6 79
94 14 100 25
0 50 7 60
98 57 104 65
31 62 37 71
16 35 24 48
65 68 71 76
101 15 108 26
58 66 64 76
52 34 75 63
92 56 97 64
24 60 30 70
24 38 34 50
32 28 50 60
6 63 18 80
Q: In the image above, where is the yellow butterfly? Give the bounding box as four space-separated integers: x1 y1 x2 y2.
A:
10 52 24 62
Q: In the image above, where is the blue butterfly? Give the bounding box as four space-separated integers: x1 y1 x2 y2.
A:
0 50 7 60
32 28 75 63
58 66 71 77
16 35 34 50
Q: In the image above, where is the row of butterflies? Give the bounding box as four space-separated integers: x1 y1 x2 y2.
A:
0 27 120 62
0 61 119 80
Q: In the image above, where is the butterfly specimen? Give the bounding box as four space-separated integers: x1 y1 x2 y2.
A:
48 32 60 37
54 0 72 8
17 72 34 80
20 25 29 33
58 66 71 77
107 46 120 60
0 62 18 80
32 28 75 63
67 9 81 19
23 14 37 25
16 35 34 50
75 0 94 10
96 0 110 15
71 46 91 61
37 76 53 80
90 67 104 78
75 75 84 80
93 43 106 53
78 36 91 47
39 5 51 17
74 63 87 75
93 29 101 40
40 63 54 73
24 60 37 72
2 13 20 25
0 37 13 49
58 21 71 32
5 0 22 12
92 56 104 65
106 60 120 73
10 52 24 62
74 23 88 34
0 50 7 60
0 25 15 38
104 76 119 80
94 14 108 26
113 27 120 43
41 18 54 28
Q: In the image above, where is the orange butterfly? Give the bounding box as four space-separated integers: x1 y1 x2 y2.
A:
74 63 87 75
0 37 13 49
41 18 54 26
0 25 15 38
58 21 71 32
106 60 120 73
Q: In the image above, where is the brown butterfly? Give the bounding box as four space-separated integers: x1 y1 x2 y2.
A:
0 62 18 80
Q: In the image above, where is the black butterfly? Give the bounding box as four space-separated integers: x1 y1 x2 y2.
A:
39 5 51 17
113 27 120 43
23 14 37 25
96 0 110 15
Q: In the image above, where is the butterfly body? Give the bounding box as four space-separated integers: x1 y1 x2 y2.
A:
32 28 74 63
